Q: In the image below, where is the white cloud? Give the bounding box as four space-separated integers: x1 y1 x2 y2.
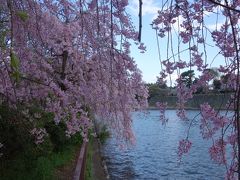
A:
203 6 224 17
129 0 160 17
203 5 226 31
206 21 225 31
171 15 184 32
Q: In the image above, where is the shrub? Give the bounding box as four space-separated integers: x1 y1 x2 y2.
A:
44 121 68 152
98 125 110 144
0 104 35 159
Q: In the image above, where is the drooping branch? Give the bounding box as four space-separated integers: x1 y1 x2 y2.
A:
96 0 100 35
0 0 148 150
138 0 142 42
207 0 240 13
61 50 68 80
223 0 240 177
151 23 163 70
154 0 240 178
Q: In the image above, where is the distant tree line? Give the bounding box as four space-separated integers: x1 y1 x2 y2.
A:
147 69 234 106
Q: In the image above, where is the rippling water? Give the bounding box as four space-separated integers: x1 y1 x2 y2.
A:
102 110 226 180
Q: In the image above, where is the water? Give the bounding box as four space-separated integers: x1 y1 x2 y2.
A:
102 110 227 180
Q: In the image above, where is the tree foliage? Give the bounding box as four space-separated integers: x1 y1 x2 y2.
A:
180 70 195 88
146 83 169 106
213 79 221 90
0 0 148 158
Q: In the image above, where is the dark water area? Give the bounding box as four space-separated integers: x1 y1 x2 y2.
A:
102 110 227 180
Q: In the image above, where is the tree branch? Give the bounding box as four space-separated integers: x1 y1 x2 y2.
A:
207 0 240 13
138 0 142 42
61 50 68 80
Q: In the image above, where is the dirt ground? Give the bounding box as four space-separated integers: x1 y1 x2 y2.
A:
55 148 80 180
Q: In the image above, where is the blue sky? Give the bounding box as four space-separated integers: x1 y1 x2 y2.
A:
127 0 226 84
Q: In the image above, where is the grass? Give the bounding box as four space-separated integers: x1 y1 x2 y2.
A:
0 104 92 180
0 144 81 180
85 135 93 180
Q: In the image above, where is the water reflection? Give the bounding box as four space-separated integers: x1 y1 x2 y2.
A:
102 110 226 180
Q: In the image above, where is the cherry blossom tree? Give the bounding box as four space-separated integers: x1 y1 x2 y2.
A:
0 0 148 153
153 0 240 179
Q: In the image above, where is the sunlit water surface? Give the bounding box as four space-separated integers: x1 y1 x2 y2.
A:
102 110 228 180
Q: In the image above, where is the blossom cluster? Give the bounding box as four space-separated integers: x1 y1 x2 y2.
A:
200 103 228 139
178 139 192 159
156 102 168 125
30 128 48 145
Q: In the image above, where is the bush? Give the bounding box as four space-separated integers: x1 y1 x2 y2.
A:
0 102 85 180
0 104 35 159
98 125 110 144
44 121 68 152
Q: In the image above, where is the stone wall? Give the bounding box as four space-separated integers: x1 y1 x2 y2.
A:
149 93 232 109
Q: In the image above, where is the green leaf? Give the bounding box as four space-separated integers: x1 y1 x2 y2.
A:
16 11 28 22
10 51 20 70
11 71 20 82
10 51 20 82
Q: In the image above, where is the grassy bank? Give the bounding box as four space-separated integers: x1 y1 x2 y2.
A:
85 135 93 180
0 142 81 180
0 103 87 180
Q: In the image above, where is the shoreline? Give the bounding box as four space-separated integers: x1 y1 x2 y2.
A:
147 106 233 110
148 93 232 111
92 137 109 180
